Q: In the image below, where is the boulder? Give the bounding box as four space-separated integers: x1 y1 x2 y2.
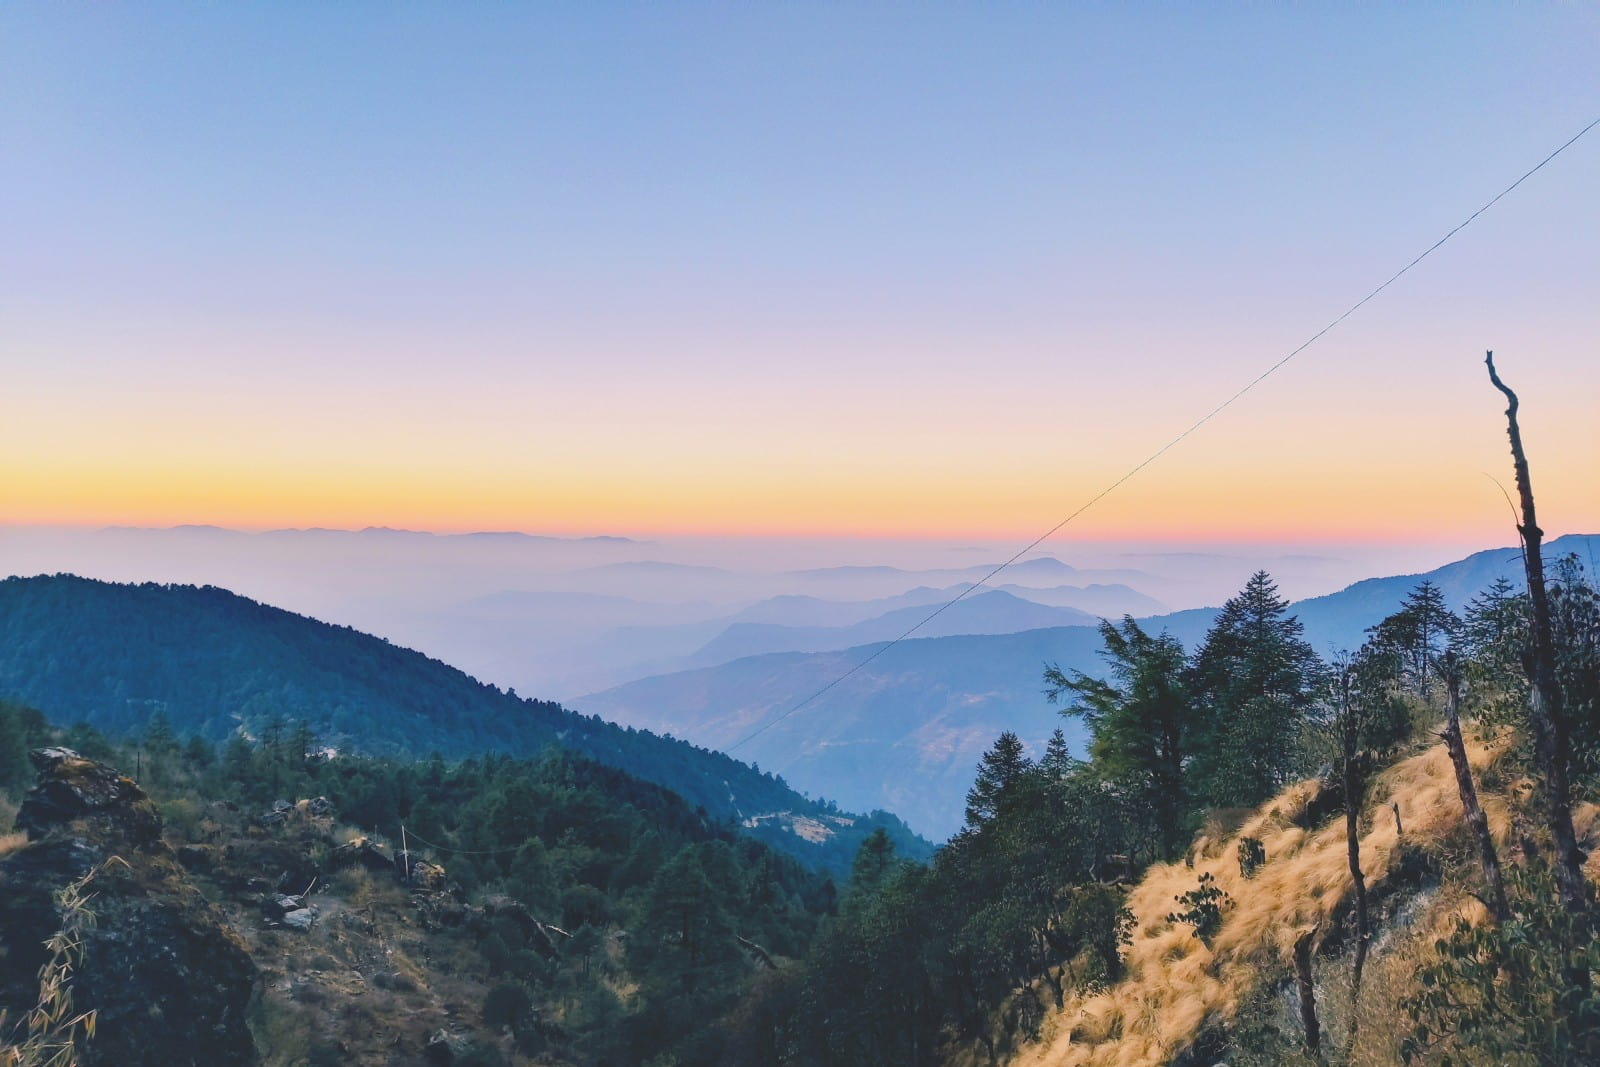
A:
424 1029 468 1064
401 855 449 890
0 751 258 1065
329 836 395 874
262 894 307 920
218 839 320 896
14 747 161 844
299 795 334 817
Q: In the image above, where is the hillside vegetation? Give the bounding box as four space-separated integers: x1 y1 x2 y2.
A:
1010 738 1517 1065
578 534 1599 839
0 711 840 1065
0 574 929 875
720 540 1600 1065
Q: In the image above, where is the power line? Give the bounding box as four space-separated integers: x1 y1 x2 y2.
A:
727 113 1600 756
400 823 526 856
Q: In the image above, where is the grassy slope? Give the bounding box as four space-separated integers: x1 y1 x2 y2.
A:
1003 737 1557 1067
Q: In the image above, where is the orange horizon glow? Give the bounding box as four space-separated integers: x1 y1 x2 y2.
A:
6 7 1598 561
4 463 1591 546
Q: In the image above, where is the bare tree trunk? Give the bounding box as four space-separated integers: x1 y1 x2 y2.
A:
1294 926 1321 1060
1485 351 1587 913
1339 670 1369 1048
1440 657 1510 922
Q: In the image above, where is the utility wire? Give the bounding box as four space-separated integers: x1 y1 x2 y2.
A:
400 823 526 856
727 113 1600 756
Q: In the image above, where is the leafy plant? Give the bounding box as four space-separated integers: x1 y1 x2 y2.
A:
1167 872 1231 946
1401 861 1600 1065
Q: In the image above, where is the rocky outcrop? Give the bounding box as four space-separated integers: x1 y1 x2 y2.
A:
14 746 161 844
329 835 396 874
0 748 259 1066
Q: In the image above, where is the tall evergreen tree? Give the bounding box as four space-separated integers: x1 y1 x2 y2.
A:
1188 571 1322 808
963 731 1032 830
848 827 899 900
1045 617 1193 858
1040 728 1073 781
632 845 740 1004
1368 580 1460 697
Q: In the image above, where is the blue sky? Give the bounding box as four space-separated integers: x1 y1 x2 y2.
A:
3 5 1597 540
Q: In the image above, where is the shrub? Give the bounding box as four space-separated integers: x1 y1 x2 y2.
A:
1401 862 1600 1064
1167 872 1231 946
482 980 531 1030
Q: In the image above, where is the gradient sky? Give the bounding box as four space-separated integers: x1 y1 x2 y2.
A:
4 5 1597 543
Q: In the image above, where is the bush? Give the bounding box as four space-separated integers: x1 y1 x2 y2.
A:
1168 872 1231 946
1401 862 1600 1064
456 1042 507 1067
482 980 532 1030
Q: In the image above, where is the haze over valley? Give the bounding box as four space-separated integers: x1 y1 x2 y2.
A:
0 524 1482 702
6 524 1591 837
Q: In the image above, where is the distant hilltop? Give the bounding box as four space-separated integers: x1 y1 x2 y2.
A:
94 524 646 545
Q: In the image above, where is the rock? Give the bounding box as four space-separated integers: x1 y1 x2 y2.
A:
414 892 468 930
424 1028 468 1064
280 907 316 931
13 747 161 844
329 836 395 874
401 855 449 890
218 839 320 897
0 751 258 1065
263 894 307 920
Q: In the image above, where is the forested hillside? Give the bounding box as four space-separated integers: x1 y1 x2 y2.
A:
0 574 929 875
579 534 1599 838
723 547 1600 1064
0 707 839 1065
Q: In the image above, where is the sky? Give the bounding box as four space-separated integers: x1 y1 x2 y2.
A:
4 5 1598 546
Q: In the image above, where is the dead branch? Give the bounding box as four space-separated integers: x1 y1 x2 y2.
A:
1485 351 1587 913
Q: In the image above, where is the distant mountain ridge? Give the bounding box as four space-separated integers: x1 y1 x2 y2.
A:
0 574 931 872
683 590 1101 668
577 535 1598 838
101 523 645 545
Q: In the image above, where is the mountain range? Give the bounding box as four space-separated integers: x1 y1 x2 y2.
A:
576 534 1599 838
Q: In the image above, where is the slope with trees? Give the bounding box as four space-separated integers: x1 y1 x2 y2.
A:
0 574 930 876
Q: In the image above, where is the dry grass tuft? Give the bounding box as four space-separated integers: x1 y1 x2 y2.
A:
0 832 28 861
1013 738 1507 1067
0 859 123 1067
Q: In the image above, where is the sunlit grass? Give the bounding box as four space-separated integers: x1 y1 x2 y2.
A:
1013 736 1509 1067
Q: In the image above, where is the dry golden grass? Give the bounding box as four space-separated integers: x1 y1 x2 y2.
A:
0 860 118 1067
1012 738 1508 1067
0 832 28 860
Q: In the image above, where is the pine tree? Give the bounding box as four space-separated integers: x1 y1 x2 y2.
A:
1463 576 1525 659
1046 617 1193 858
143 709 178 754
1040 728 1073 780
1189 571 1322 808
632 846 740 1004
963 731 1032 829
848 827 898 899
1368 580 1460 697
